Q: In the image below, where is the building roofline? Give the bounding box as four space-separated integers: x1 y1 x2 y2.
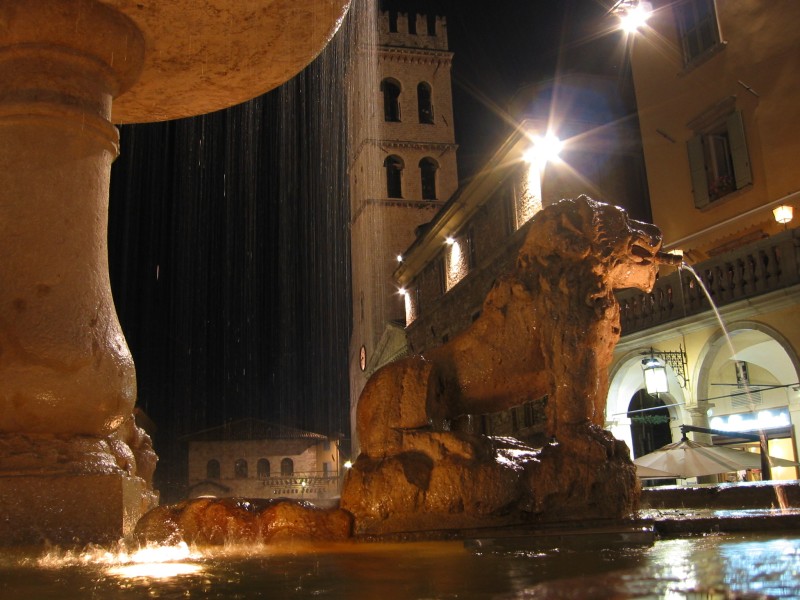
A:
393 120 538 287
180 418 329 442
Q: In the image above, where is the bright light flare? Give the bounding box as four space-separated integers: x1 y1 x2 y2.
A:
107 562 203 579
618 2 652 33
523 134 563 165
95 543 205 580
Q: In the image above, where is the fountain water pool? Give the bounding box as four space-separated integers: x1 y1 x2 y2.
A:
1 533 799 599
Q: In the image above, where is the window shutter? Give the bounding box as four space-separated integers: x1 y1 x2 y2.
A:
687 134 710 208
727 111 752 190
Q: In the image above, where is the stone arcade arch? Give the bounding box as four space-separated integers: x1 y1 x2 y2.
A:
627 389 674 458
607 350 687 456
695 322 800 480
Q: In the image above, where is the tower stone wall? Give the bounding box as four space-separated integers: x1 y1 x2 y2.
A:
348 7 458 453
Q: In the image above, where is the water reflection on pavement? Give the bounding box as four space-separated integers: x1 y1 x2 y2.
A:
0 533 798 599
505 534 798 599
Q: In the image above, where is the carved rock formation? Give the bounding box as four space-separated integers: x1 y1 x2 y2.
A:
134 498 352 545
341 197 678 534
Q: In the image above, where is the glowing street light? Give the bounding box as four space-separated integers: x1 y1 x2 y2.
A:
523 133 564 166
617 1 652 33
773 205 794 225
642 356 669 395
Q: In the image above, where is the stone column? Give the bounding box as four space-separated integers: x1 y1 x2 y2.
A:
0 0 154 545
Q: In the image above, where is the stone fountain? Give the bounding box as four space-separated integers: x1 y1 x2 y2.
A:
134 196 682 544
0 0 349 545
340 196 682 535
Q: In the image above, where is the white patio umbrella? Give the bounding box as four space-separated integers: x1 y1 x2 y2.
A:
633 437 800 479
635 464 676 479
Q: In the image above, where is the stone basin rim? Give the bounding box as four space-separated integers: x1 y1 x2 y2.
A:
102 0 351 123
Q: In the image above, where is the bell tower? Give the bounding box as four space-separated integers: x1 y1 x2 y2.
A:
347 5 458 450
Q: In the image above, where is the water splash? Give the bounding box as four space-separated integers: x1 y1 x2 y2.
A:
36 541 197 566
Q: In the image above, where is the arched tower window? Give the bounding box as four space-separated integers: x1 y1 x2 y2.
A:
420 157 438 200
234 458 248 479
384 155 404 198
381 79 401 122
417 82 434 124
257 458 270 479
206 459 220 480
388 10 398 33
280 458 294 476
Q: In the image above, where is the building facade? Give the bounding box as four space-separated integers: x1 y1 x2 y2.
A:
347 7 458 450
350 2 799 482
605 0 800 481
185 419 341 501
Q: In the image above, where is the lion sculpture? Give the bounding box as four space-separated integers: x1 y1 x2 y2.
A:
356 196 679 457
342 196 679 534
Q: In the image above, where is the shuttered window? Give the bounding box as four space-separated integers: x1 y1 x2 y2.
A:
687 110 751 208
674 0 721 66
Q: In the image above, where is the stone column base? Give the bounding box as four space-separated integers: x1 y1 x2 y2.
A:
0 473 158 546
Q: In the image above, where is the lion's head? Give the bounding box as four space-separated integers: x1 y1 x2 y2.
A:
517 195 679 299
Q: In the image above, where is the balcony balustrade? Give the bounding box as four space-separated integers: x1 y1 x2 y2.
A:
617 228 800 335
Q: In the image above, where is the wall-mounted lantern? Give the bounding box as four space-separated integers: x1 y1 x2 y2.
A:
641 346 689 394
642 356 669 395
773 205 794 227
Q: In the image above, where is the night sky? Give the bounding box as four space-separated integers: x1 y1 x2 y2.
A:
107 1 629 498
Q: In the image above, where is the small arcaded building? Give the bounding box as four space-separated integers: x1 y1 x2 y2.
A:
185 419 342 501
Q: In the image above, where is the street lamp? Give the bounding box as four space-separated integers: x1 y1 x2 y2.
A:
642 357 669 394
641 345 689 394
614 1 653 33
773 205 794 226
523 133 564 166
